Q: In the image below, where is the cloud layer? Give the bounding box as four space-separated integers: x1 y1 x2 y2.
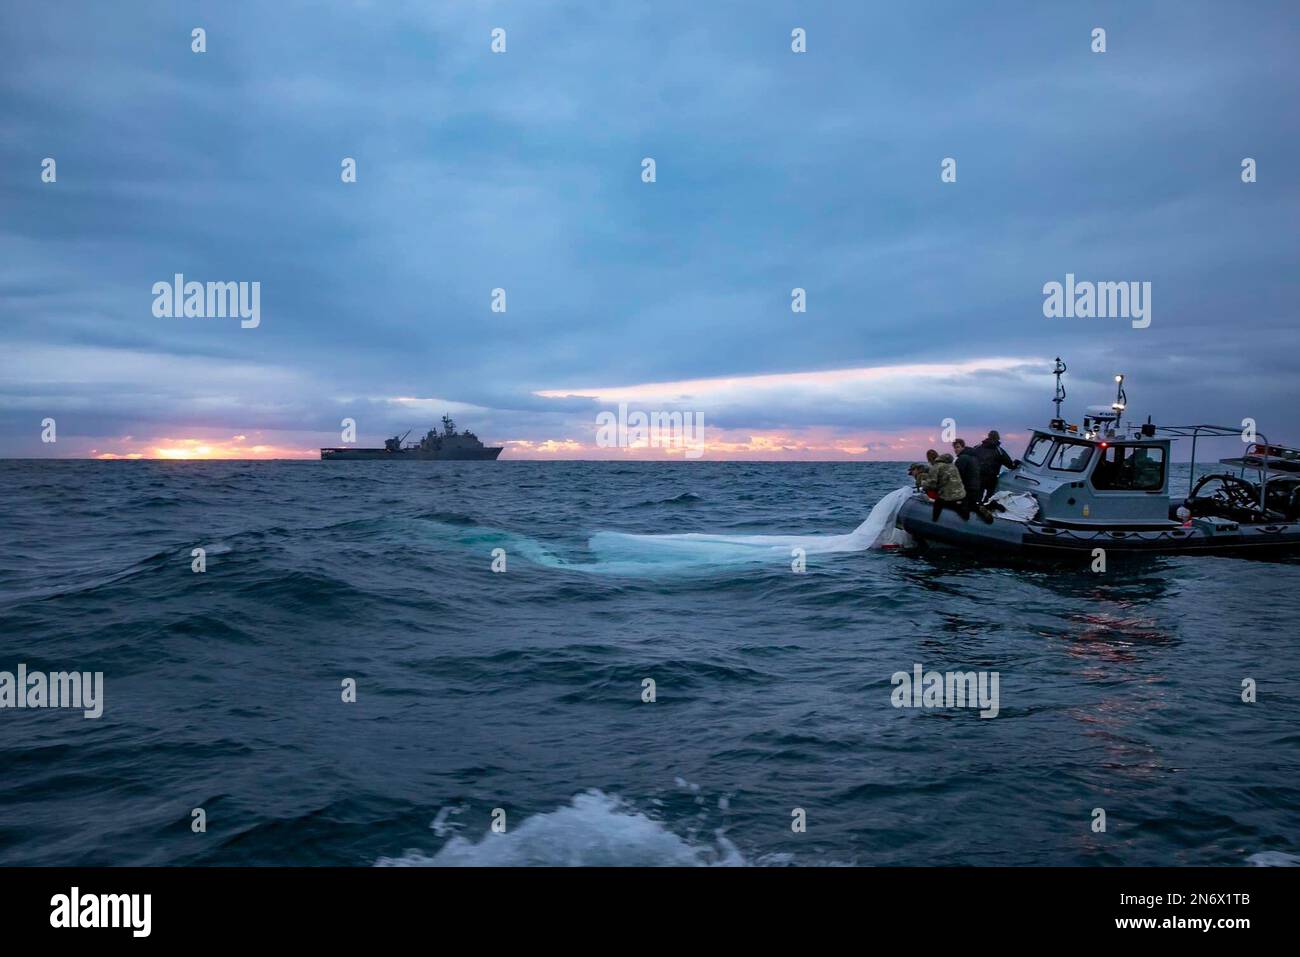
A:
2 1 1297 458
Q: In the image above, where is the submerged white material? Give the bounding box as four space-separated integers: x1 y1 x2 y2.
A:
416 488 917 576
587 485 917 569
855 486 917 548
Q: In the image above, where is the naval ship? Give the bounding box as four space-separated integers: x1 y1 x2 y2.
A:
320 415 503 461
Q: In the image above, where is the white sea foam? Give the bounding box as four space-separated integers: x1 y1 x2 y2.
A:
375 790 747 867
1246 850 1300 866
429 804 466 838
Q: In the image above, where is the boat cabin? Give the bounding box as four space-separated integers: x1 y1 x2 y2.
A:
999 411 1173 527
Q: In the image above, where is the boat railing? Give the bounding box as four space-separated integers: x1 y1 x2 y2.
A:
1157 424 1271 510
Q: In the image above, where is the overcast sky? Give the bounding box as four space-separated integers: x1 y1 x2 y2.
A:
2 1 1297 459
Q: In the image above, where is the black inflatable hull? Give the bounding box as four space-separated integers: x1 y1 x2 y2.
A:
897 496 1300 557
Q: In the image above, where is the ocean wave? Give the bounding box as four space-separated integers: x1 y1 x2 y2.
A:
375 791 746 867
632 492 703 507
232 569 374 608
1246 850 1300 866
0 547 178 605
412 510 479 526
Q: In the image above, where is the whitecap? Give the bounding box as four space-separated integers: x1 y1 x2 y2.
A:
375 790 746 867
1246 850 1300 866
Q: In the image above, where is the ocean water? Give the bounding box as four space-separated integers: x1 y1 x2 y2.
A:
1 459 1298 867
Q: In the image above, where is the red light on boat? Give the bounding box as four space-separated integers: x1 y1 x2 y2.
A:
1099 441 1108 448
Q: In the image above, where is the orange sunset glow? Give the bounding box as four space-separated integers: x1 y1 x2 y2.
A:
92 435 316 461
502 426 1025 461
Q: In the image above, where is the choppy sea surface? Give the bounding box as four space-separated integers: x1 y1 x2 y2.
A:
1 459 1298 867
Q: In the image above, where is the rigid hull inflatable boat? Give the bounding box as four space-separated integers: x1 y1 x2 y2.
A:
897 360 1300 557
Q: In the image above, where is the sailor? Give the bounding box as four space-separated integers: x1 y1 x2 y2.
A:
973 430 1019 503
953 439 994 523
924 449 970 521
1132 447 1161 489
953 439 980 503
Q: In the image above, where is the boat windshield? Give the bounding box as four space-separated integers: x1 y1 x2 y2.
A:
1023 433 1053 466
1092 445 1166 491
1048 441 1093 472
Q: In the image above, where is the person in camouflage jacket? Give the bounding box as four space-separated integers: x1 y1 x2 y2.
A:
923 450 970 520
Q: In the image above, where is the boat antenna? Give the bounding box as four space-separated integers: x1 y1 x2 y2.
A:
1111 373 1127 415
1052 357 1067 421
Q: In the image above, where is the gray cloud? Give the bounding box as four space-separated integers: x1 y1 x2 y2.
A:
1 0 1297 455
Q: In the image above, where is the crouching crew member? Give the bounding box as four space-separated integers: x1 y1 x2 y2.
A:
923 449 970 521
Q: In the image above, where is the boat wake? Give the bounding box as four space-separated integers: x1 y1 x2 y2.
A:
374 790 747 867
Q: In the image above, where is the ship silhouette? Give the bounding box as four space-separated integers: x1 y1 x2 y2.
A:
320 415 502 461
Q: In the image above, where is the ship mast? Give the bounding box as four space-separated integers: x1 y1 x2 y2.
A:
1051 357 1067 427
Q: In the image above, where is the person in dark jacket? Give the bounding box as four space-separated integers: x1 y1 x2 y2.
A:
953 439 993 523
972 430 1019 503
952 439 980 502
